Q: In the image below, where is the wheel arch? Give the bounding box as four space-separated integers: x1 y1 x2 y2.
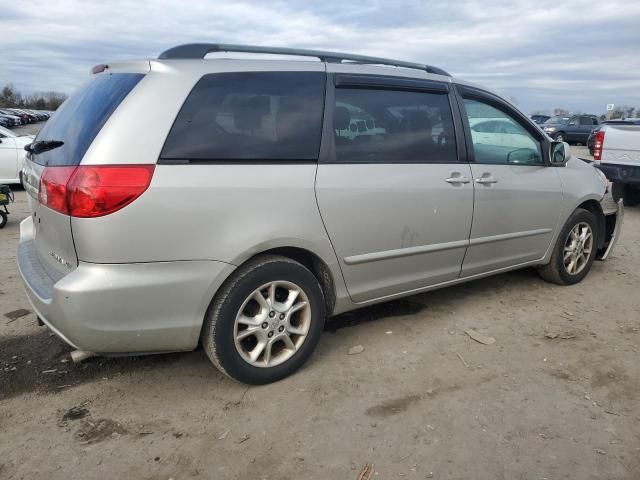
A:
256 246 337 315
229 242 341 316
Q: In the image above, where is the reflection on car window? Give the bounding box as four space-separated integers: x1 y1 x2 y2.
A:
464 99 542 165
333 88 457 163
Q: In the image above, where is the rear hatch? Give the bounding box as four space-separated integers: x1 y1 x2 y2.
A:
23 72 145 281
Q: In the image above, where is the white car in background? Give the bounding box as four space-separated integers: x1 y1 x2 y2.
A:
0 126 34 184
470 118 536 149
593 120 640 205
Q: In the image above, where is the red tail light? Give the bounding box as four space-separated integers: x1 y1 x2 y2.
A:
593 130 605 161
39 165 155 217
39 166 75 214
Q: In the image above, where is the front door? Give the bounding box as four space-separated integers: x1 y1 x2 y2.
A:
316 76 473 303
458 93 563 277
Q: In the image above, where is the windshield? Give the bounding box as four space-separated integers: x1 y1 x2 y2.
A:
543 116 569 125
32 73 144 166
0 126 16 138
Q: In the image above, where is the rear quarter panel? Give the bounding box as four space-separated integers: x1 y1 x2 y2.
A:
71 60 351 313
71 163 349 311
71 164 333 264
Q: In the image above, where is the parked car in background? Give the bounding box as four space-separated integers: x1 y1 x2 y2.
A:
0 112 22 126
24 109 50 121
530 114 550 124
470 119 540 151
0 109 50 127
588 119 640 156
541 115 569 137
0 125 34 184
543 115 599 144
17 44 622 384
593 120 640 205
7 109 34 124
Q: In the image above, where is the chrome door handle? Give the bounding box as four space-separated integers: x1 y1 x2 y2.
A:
445 175 471 184
475 176 498 184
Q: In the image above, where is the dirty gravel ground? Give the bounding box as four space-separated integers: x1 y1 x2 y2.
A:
1 155 639 479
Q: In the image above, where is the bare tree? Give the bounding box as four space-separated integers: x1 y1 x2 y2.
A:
0 84 67 110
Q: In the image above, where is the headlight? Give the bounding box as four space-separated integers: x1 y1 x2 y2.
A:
544 126 556 132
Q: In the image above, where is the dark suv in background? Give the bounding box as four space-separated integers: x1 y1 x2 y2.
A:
542 115 599 144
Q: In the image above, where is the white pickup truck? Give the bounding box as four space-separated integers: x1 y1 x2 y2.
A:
593 120 640 205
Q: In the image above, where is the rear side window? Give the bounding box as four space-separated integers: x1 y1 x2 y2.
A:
33 73 144 166
161 72 325 161
332 88 457 163
580 116 596 126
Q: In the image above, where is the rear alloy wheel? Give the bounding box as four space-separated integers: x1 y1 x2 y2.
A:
233 280 312 368
537 208 598 285
201 255 325 384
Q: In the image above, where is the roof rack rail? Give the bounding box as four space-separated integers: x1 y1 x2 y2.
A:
158 43 451 76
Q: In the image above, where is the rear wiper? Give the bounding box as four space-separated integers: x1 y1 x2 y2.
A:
25 140 64 154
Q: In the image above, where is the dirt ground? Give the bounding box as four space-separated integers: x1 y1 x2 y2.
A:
1 146 639 479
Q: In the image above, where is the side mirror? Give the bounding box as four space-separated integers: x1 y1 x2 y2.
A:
550 141 570 166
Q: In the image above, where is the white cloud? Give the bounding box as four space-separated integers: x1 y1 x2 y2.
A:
1 0 639 113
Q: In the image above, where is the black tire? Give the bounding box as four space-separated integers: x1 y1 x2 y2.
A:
612 183 640 207
201 254 325 384
537 208 598 285
0 211 6 229
554 132 566 143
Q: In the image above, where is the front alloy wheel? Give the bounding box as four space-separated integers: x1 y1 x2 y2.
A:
562 222 593 275
537 208 598 285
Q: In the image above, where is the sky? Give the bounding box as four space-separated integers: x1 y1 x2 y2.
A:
1 0 639 115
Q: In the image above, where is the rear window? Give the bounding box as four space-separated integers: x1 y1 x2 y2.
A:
33 73 144 166
160 72 325 161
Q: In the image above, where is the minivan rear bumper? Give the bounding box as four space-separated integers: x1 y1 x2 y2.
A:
17 216 234 354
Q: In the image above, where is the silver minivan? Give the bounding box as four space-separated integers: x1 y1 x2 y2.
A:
18 44 622 384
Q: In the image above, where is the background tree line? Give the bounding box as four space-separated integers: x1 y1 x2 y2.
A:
532 105 638 120
0 84 67 110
